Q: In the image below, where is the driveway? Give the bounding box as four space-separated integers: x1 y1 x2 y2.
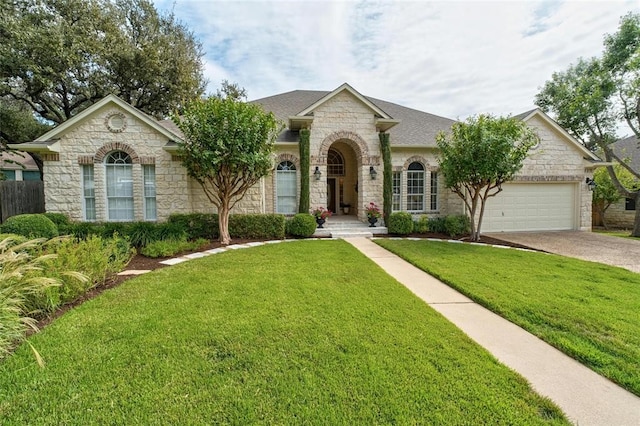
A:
486 231 640 273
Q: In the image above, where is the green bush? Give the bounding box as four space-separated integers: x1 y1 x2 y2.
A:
388 212 413 235
286 214 316 238
229 214 285 239
43 213 70 228
1 214 58 239
128 222 158 248
141 238 208 258
168 213 218 240
444 215 471 237
427 217 447 234
413 216 430 234
27 235 134 313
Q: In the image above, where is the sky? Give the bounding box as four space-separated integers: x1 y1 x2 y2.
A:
153 0 638 132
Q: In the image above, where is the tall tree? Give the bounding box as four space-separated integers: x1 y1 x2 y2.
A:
535 12 640 236
436 115 538 241
173 95 283 245
0 0 205 124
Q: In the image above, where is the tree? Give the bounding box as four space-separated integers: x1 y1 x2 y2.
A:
172 96 283 245
535 12 640 236
436 115 538 241
0 97 52 147
0 0 205 124
592 165 639 229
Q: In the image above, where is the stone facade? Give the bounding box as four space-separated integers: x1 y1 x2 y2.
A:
603 199 636 229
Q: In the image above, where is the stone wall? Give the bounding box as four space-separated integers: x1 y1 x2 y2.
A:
604 199 635 228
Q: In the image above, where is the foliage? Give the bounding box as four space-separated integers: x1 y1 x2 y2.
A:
376 239 640 396
140 237 208 258
593 166 639 229
42 213 70 228
0 0 205 123
0 97 52 147
535 12 640 236
0 241 567 424
168 213 219 240
286 214 317 238
298 129 311 213
311 207 332 220
229 214 285 240
387 212 413 235
365 202 381 219
27 236 131 313
0 237 59 362
413 215 430 234
1 214 58 239
444 215 471 237
436 115 538 241
379 132 392 225
173 92 283 244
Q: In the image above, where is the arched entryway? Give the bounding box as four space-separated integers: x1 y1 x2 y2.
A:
326 143 358 215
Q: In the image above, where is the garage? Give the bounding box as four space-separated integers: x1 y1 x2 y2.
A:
481 183 577 232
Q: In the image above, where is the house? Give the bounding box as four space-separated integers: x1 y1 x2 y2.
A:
0 151 40 181
11 83 601 232
599 135 640 228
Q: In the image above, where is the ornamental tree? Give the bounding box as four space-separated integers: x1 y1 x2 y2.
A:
436 115 538 241
172 95 282 245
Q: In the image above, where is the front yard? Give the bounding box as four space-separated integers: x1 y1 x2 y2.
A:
376 239 640 396
0 240 566 424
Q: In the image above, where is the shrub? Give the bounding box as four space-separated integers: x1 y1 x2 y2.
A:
43 213 70 228
155 222 188 241
286 214 316 238
141 238 208 258
427 216 447 234
128 222 158 248
27 235 133 313
168 213 218 240
413 216 430 234
388 212 414 235
229 214 285 239
1 214 58 239
444 215 471 237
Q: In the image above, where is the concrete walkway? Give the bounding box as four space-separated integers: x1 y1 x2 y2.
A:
346 237 640 426
487 231 640 273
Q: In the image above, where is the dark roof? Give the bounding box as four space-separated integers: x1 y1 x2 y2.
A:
251 90 456 146
612 135 640 171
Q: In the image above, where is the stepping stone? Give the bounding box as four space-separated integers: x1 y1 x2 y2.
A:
117 269 151 276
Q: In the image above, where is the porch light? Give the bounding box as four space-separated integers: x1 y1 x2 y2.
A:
585 177 597 191
369 166 377 180
314 166 322 180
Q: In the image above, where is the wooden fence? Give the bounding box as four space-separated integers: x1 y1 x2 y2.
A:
0 180 45 223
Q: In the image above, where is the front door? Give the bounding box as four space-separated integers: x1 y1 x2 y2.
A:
327 178 336 214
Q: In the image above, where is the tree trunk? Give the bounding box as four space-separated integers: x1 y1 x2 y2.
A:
218 199 232 245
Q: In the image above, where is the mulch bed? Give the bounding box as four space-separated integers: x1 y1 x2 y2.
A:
35 234 534 331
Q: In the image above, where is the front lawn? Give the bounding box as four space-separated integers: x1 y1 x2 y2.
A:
376 239 640 396
594 229 640 240
0 240 566 424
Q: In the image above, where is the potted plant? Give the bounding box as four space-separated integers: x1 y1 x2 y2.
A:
340 202 351 214
312 206 332 228
365 202 381 227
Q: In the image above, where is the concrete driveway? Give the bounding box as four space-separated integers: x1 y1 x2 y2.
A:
486 231 640 273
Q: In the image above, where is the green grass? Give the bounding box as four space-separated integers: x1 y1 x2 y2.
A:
376 239 640 396
0 240 567 425
594 229 640 240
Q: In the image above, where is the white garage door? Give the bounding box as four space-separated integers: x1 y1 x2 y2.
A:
482 183 577 232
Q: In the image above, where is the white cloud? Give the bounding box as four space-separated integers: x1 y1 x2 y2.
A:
154 0 638 129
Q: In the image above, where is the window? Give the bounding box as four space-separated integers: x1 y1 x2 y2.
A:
626 197 636 211
105 151 133 221
327 149 344 176
1 170 16 180
430 171 438 211
392 171 401 211
143 165 157 220
82 165 96 221
276 161 297 214
22 171 41 181
406 162 425 211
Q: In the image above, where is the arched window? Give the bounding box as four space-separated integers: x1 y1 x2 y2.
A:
105 151 134 220
276 161 297 214
327 148 344 176
407 162 425 212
